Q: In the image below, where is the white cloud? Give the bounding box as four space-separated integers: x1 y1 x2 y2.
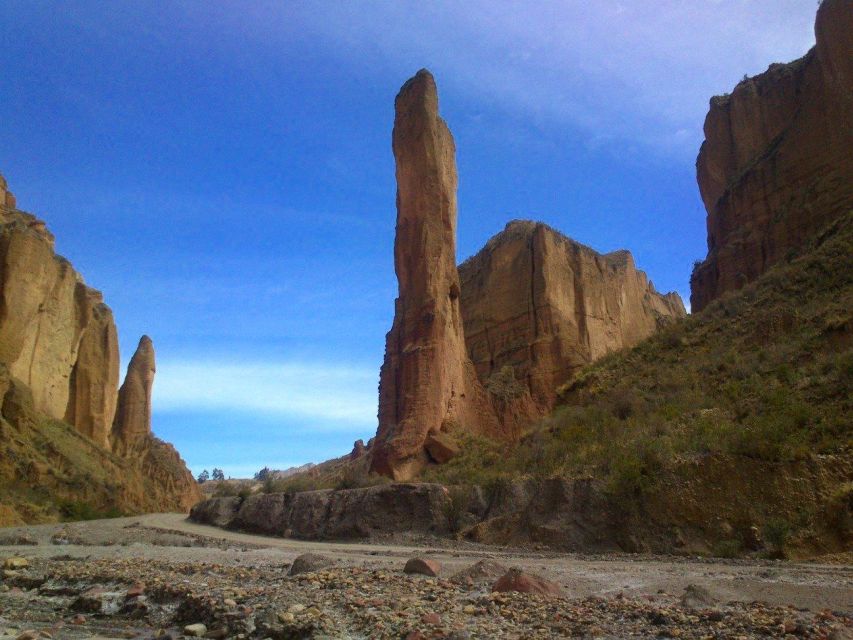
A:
232 0 817 156
154 359 378 429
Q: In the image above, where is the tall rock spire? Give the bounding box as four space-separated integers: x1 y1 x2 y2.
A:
371 69 501 480
111 335 155 455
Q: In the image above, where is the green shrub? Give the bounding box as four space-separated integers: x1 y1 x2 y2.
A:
712 539 743 559
443 486 470 533
762 518 791 558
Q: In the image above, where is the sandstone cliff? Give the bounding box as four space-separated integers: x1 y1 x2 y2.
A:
0 172 200 522
459 220 685 415
690 0 853 311
371 70 504 481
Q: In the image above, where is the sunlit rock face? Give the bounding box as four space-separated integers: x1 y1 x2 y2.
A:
691 0 853 312
459 220 685 417
371 70 504 481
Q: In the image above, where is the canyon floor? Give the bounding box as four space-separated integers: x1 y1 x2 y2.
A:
0 515 850 639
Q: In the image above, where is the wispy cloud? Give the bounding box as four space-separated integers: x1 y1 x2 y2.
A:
230 1 816 156
154 359 378 429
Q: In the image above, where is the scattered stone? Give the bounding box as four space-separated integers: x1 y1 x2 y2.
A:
451 559 508 587
70 614 85 625
491 568 562 597
3 559 28 570
183 623 207 637
125 582 145 599
403 558 441 577
680 584 717 609
288 553 334 576
421 612 441 625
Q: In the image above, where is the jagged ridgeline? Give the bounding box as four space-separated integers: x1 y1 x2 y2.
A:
0 175 200 525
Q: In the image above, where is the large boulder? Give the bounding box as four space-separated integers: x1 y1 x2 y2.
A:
188 497 242 529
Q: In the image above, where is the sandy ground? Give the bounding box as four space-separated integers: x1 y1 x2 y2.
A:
0 514 850 639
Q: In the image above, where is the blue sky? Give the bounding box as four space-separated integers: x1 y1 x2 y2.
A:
0 1 817 478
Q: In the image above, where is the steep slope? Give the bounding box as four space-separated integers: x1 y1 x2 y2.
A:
0 174 200 524
691 0 853 311
425 210 853 556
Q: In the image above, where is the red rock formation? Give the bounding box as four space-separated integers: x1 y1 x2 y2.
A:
371 70 503 480
459 220 685 415
111 335 156 455
690 0 853 311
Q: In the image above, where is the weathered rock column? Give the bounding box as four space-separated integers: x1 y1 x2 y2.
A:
111 335 155 455
371 69 500 480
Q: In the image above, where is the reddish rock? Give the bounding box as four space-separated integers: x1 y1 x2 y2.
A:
491 567 562 597
371 69 503 480
125 582 145 599
421 612 441 625
691 0 853 311
423 431 460 464
349 439 366 460
403 557 441 577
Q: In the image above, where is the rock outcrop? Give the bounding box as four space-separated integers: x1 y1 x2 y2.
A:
371 70 503 480
690 0 853 311
112 336 155 455
190 483 451 539
459 220 685 414
0 172 200 521
370 72 685 478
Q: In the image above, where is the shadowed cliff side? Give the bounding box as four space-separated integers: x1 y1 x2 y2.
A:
691 0 853 311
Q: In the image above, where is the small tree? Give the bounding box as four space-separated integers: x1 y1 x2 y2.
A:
211 468 225 481
254 466 271 482
197 469 210 484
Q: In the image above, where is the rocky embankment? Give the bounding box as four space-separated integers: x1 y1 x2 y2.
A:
0 174 200 524
191 450 851 558
0 515 850 639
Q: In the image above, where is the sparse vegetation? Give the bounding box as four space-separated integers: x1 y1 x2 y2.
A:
57 499 123 522
423 212 853 503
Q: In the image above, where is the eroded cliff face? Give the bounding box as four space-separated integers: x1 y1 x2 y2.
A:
690 0 853 311
459 220 685 415
0 173 200 520
371 70 504 481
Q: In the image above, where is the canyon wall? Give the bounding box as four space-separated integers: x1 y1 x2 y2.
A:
0 173 200 519
690 0 853 311
459 220 685 414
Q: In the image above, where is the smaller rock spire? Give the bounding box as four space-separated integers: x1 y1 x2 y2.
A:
111 335 156 455
0 173 17 210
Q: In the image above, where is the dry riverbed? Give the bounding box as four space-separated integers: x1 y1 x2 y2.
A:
0 514 850 639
